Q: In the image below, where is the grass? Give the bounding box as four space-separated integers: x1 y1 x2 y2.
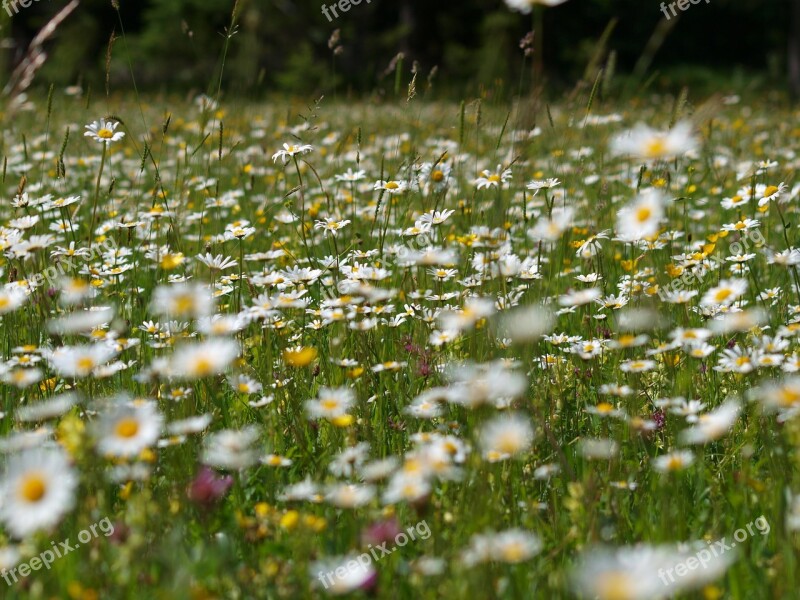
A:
0 87 797 599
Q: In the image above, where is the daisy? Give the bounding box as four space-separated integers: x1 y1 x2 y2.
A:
700 278 747 307
271 142 313 164
382 471 431 504
151 283 215 319
0 288 27 315
620 359 657 373
474 166 512 189
405 396 444 419
572 544 732 600
203 426 261 470
0 447 78 538
586 402 625 419
610 121 697 160
17 392 78 423
681 399 740 445
167 339 239 379
310 555 376 594
480 413 534 461
229 374 263 395
528 207 575 241
652 449 695 473
261 454 293 468
334 168 366 182
305 387 356 420
47 344 117 378
84 119 125 144
461 529 542 566
325 483 376 508
96 400 164 458
373 180 408 194
196 253 238 271
616 189 664 241
314 217 351 235
721 218 759 232
526 177 560 190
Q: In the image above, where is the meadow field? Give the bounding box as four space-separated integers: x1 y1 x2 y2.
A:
0 87 797 599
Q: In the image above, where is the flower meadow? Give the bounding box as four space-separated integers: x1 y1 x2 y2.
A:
0 89 798 599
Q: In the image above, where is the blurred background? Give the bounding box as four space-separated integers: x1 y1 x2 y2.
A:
0 0 794 98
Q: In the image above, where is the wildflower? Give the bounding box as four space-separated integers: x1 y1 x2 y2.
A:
616 189 664 241
271 142 314 164
653 449 695 473
47 344 117 378
700 278 747 307
314 217 351 235
187 466 233 507
84 119 125 144
461 529 542 566
96 400 164 458
474 166 512 189
0 447 78 538
167 339 239 379
306 387 356 420
610 121 697 160
480 413 534 461
202 426 261 470
373 180 408 194
681 399 740 444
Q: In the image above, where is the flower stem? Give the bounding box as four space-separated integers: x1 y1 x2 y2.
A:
88 142 108 250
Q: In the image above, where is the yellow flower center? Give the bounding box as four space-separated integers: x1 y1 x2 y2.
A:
320 399 340 411
596 571 635 600
645 138 668 158
635 206 652 222
174 295 195 314
779 387 800 407
20 474 47 502
488 174 501 183
431 170 444 182
76 357 95 372
667 455 684 470
194 358 214 376
500 542 526 563
496 437 522 455
97 128 114 139
385 182 399 190
115 418 140 439
714 289 732 302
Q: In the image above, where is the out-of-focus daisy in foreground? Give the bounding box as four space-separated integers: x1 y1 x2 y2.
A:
0 447 78 538
611 121 697 161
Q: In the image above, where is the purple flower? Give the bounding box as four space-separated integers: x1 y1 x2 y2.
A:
187 466 233 507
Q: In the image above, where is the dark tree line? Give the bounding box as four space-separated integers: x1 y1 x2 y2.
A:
0 0 795 96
